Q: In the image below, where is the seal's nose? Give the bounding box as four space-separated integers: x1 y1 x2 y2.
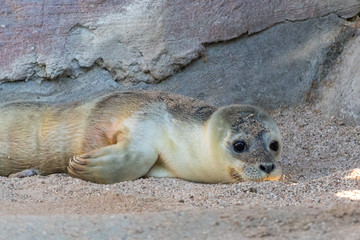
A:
259 163 275 174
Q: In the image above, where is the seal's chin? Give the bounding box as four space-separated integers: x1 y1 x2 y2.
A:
228 166 282 182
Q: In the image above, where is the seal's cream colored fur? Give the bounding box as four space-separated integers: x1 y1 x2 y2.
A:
0 91 282 184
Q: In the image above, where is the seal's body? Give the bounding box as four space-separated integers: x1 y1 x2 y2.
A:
0 91 282 184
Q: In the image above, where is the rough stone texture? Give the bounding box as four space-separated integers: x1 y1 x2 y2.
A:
1 14 360 107
317 27 360 124
0 68 118 103
0 1 359 99
152 15 358 107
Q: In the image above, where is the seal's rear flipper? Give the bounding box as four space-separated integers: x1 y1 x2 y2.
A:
8 169 38 178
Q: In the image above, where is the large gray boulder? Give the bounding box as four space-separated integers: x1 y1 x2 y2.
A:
318 30 360 124
152 15 358 107
0 0 359 110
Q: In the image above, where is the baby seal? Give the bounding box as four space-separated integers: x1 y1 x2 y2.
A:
0 91 282 184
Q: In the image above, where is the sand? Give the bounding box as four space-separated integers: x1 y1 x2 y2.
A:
0 104 359 239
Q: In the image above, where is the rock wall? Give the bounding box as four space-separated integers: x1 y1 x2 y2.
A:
0 0 359 120
318 26 360 124
152 15 358 107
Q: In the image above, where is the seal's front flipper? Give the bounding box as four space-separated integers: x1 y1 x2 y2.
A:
9 169 38 178
67 144 158 184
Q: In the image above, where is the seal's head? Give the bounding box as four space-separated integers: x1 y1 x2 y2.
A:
206 105 282 182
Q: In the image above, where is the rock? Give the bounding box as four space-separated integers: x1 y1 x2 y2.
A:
0 68 117 103
0 1 359 109
317 29 360 125
1 0 359 85
151 15 358 108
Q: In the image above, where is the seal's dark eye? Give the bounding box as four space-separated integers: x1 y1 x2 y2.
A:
233 141 247 153
270 140 279 152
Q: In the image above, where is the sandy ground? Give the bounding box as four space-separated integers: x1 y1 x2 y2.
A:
0 105 359 239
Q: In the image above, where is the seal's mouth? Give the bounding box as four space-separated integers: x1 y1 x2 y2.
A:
228 166 282 182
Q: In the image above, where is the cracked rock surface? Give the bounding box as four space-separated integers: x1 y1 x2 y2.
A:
1 0 359 85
